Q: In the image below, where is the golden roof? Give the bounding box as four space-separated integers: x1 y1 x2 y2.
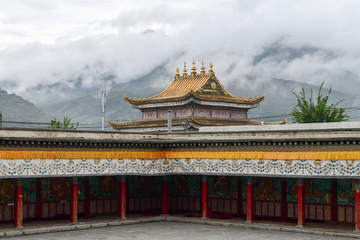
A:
124 62 265 105
107 117 286 131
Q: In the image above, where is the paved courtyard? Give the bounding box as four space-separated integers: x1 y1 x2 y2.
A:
11 222 356 240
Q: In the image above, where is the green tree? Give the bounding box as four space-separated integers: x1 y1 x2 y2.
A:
48 115 79 130
289 81 349 123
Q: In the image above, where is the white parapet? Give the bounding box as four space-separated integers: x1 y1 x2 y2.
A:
199 121 360 133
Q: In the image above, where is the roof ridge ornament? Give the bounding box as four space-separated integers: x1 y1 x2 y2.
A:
191 60 197 77
175 67 180 79
183 62 188 77
201 61 206 76
209 63 214 75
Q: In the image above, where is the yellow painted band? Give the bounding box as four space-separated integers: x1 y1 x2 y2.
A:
0 150 359 160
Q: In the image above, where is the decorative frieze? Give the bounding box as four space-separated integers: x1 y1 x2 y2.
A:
1 158 360 178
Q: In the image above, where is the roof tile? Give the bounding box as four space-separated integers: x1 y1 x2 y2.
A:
124 73 265 105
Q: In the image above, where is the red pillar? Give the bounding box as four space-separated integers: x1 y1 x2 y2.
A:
281 178 287 219
237 177 243 216
70 178 78 223
246 177 254 222
161 176 169 215
297 178 305 227
14 179 23 228
331 179 337 222
201 176 209 219
118 176 126 219
355 180 360 231
84 177 90 217
36 178 42 219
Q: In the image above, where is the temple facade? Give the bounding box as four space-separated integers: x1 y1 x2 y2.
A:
107 61 286 132
1 123 360 231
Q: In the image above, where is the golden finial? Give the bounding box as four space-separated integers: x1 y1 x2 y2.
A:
191 60 196 72
209 63 214 75
191 60 197 77
183 62 188 77
175 67 180 79
201 61 205 76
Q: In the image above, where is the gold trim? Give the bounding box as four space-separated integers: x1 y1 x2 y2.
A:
0 150 359 161
124 91 266 105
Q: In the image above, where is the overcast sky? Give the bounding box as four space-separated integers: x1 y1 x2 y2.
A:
1 0 360 103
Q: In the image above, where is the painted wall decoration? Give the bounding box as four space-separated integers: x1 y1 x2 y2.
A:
176 109 191 117
42 177 71 201
287 179 331 204
2 158 360 178
0 179 14 204
231 110 245 119
212 110 230 118
209 176 237 198
287 179 296 202
128 176 161 197
338 179 355 206
89 176 118 199
169 175 201 197
22 178 36 203
142 111 157 119
194 109 210 117
40 177 84 201
254 177 281 201
41 178 50 201
158 110 175 118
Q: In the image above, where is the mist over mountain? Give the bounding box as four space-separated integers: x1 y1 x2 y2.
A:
5 35 356 109
38 64 360 130
249 40 360 96
38 67 170 129
2 1 360 129
1 35 359 129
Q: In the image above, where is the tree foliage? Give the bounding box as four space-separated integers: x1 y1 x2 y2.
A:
48 115 79 130
289 81 349 123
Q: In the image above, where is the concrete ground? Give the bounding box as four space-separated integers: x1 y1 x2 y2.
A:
0 213 355 232
0 213 359 239
0 213 141 230
7 221 358 240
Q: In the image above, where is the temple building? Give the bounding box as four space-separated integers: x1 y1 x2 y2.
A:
1 123 360 231
107 61 286 132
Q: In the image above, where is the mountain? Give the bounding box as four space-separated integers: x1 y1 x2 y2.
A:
228 77 359 123
39 67 171 130
252 40 360 96
2 36 359 129
0 90 52 128
39 67 360 129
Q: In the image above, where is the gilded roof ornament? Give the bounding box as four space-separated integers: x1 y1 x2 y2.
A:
209 63 214 75
183 62 188 77
191 60 197 73
201 61 206 76
175 67 180 79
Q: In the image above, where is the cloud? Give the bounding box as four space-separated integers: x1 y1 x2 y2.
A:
0 0 360 103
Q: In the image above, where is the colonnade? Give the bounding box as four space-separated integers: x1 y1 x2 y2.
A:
10 177 128 228
8 176 360 231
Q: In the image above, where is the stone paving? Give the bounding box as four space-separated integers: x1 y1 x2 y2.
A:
7 221 358 240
